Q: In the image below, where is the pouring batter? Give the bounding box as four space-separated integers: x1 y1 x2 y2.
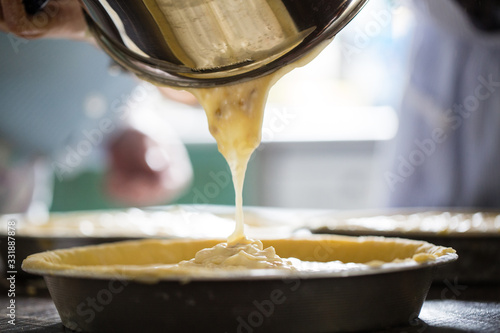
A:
181 42 331 268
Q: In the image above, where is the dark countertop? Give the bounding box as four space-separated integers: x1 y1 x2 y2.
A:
0 279 499 333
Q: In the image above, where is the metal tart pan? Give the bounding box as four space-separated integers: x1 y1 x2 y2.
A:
309 209 500 284
22 237 456 333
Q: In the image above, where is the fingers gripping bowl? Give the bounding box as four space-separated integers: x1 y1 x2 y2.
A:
22 236 456 333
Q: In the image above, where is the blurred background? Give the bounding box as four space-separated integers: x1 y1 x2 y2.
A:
51 0 414 212
2 0 416 213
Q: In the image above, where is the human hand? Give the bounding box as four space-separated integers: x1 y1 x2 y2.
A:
0 0 87 40
157 87 199 106
105 128 192 207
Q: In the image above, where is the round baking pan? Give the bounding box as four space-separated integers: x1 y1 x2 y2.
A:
22 237 457 333
0 235 135 279
308 209 500 284
0 206 237 279
312 231 499 284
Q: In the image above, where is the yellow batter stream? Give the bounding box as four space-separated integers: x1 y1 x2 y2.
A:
189 75 276 245
183 43 331 268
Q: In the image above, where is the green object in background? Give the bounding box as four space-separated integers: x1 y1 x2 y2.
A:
50 144 260 212
50 170 115 212
178 144 236 206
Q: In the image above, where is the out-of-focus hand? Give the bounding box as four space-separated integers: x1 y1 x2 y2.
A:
105 128 193 207
157 87 199 106
0 0 87 40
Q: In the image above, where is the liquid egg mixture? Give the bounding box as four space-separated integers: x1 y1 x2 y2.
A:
183 45 328 269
